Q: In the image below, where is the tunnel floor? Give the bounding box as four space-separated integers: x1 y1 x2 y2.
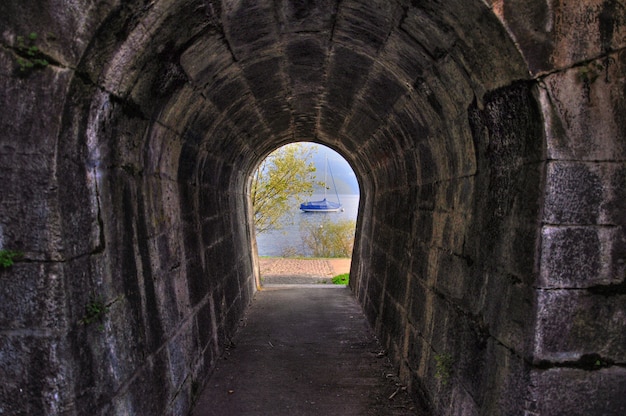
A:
191 285 418 415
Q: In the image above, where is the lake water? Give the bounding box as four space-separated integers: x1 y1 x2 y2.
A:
256 194 360 257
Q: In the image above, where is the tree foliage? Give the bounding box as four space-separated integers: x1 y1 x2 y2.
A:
251 143 320 234
301 217 356 258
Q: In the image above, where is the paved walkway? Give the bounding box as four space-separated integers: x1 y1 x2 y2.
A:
259 258 351 284
191 286 418 415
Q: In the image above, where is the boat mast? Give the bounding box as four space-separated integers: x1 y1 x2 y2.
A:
323 155 328 200
327 159 341 205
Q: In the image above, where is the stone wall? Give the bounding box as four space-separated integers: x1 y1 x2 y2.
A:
0 2 257 414
0 1 624 415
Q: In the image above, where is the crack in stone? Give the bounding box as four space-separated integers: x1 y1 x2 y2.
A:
535 46 626 80
534 353 620 371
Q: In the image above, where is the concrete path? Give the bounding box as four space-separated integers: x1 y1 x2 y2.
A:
191 286 417 416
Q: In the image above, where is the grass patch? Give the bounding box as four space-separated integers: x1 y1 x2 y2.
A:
331 273 349 285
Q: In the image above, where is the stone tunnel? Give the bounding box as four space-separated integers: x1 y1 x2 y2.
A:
1 1 625 415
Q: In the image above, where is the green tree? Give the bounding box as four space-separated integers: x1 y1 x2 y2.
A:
251 143 320 234
301 217 356 258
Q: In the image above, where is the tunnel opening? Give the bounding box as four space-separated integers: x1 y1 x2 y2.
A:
249 141 360 286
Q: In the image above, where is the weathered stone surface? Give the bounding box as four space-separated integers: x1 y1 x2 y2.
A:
0 263 67 329
540 225 626 288
0 0 117 66
534 289 626 363
541 53 626 161
501 0 626 75
544 161 626 225
529 367 626 416
0 334 73 415
0 51 73 259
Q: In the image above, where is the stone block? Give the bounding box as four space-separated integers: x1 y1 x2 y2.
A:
324 45 373 110
260 99 293 134
380 292 407 354
405 324 427 377
204 75 248 113
544 161 626 225
56 164 103 259
0 169 63 259
541 54 626 161
544 161 602 223
478 271 535 354
167 324 194 389
0 51 66 155
433 250 471 303
286 37 325 81
279 0 336 33
0 55 75 258
382 30 431 86
123 349 172 416
243 57 284 101
346 106 382 141
222 0 279 59
384 257 409 304
390 100 431 151
0 1 107 66
180 32 233 87
362 71 408 121
540 226 626 288
528 367 626 416
503 0 626 74
534 289 626 363
333 1 397 53
0 263 67 329
0 334 72 415
408 277 431 336
476 340 530 416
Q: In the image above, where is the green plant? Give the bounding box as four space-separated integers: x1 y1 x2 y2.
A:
79 295 110 331
300 217 356 258
0 250 23 268
434 353 454 386
331 273 349 285
15 32 49 74
251 143 322 234
578 62 603 85
280 246 299 258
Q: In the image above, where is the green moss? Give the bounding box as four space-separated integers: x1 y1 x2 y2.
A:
331 273 349 285
0 250 23 268
434 352 454 386
79 295 109 331
14 32 49 75
79 294 123 331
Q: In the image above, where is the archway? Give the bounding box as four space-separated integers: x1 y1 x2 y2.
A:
250 142 359 285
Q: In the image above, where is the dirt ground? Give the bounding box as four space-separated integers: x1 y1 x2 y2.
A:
259 257 352 284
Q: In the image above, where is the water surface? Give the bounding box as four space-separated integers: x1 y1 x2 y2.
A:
256 194 360 257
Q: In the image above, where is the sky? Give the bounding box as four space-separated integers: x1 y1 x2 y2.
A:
300 142 360 195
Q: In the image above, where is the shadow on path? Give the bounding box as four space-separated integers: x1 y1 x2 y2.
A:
191 286 418 415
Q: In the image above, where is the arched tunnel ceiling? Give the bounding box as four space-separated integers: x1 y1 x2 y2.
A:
85 0 530 189
5 2 626 414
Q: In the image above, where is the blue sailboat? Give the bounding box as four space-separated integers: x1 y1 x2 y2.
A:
300 155 344 213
